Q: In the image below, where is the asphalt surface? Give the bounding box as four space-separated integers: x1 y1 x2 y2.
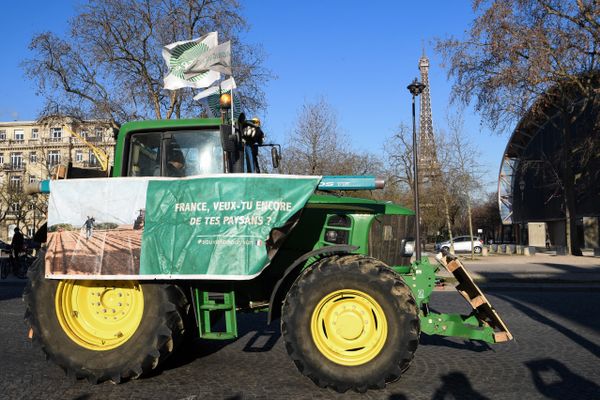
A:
1 277 599 399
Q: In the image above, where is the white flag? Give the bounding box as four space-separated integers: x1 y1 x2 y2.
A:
193 77 237 101
163 32 220 90
183 41 232 79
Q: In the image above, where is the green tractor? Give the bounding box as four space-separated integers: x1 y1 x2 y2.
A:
24 113 511 393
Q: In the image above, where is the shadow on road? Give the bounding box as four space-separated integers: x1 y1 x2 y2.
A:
526 358 599 399
494 293 600 358
146 312 281 378
242 326 280 353
388 371 489 400
431 372 490 399
0 284 25 301
420 334 492 352
536 262 600 273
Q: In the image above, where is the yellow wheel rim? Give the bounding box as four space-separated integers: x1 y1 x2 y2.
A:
55 280 144 351
311 289 387 366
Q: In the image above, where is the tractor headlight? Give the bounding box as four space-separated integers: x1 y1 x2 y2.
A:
325 229 348 244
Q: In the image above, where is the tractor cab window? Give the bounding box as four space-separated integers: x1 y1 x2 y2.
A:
128 132 161 176
127 129 223 177
166 130 223 176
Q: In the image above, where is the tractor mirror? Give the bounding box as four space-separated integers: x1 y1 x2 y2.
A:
220 125 237 152
271 146 281 169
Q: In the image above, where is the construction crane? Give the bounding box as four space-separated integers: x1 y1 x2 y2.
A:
62 125 110 172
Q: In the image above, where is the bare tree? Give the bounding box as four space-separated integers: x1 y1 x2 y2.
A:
281 97 385 200
24 0 272 128
0 182 31 232
472 191 503 243
434 129 460 251
283 98 350 175
436 0 600 255
445 114 486 259
385 123 414 196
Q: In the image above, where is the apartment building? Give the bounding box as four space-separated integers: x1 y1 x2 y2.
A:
0 117 116 242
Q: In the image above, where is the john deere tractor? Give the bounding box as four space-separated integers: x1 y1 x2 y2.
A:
24 110 511 393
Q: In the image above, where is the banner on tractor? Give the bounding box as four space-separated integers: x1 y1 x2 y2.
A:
45 175 321 280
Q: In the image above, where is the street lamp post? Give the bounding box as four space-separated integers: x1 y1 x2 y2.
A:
407 78 426 262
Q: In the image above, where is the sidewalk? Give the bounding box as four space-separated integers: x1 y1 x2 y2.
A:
430 252 600 289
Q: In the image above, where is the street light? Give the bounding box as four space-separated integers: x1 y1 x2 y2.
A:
407 78 426 262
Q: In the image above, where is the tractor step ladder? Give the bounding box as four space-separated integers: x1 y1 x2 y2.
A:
195 290 238 340
436 253 513 343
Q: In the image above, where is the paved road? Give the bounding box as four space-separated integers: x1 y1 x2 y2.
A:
1 283 598 400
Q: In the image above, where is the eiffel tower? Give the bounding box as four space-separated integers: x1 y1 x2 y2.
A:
417 51 440 185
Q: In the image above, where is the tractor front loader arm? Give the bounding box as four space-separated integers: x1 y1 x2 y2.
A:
420 251 513 344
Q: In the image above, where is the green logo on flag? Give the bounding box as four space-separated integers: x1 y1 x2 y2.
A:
169 42 210 82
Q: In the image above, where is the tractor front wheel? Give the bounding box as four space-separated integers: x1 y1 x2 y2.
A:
23 252 189 383
281 255 420 392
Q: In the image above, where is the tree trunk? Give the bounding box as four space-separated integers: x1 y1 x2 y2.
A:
443 192 455 253
562 114 582 256
467 195 475 260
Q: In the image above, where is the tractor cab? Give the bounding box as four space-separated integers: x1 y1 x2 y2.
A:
117 107 280 178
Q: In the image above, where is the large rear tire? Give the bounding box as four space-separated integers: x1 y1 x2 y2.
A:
23 251 189 383
281 255 420 393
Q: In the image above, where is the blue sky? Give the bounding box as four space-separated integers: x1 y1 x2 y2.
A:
0 1 509 191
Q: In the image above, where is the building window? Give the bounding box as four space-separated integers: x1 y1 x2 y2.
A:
14 129 24 141
27 226 35 237
10 175 21 189
0 130 6 140
51 127 62 142
30 152 37 163
89 151 98 166
10 202 20 212
81 130 88 139
29 175 36 184
48 150 61 166
31 128 39 139
11 153 23 169
0 153 3 164
75 150 83 162
95 127 103 138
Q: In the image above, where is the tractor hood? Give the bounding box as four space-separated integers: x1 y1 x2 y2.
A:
306 194 414 215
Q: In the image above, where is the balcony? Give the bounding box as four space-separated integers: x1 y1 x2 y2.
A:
46 162 62 170
82 161 102 169
43 137 64 143
3 162 26 171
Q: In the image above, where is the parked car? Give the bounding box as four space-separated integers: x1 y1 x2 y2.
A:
435 236 484 254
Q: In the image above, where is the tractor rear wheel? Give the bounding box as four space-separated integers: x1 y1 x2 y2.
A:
281 255 420 392
23 252 189 383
